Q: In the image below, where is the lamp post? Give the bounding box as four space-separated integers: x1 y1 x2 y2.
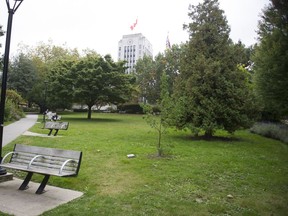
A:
0 0 24 175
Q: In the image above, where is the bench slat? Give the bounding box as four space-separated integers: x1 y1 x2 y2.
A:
44 122 69 130
14 144 80 159
1 163 77 177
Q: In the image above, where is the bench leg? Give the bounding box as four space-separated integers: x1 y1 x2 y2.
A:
36 175 50 195
19 172 33 191
54 129 59 136
48 129 53 136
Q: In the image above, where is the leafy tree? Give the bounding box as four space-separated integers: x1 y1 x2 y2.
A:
163 44 186 93
143 72 172 156
51 53 135 119
253 0 288 119
46 57 79 111
16 41 80 112
171 0 256 137
135 55 160 104
135 47 182 104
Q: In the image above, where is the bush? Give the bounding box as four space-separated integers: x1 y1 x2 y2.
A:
250 122 288 143
2 89 25 121
5 99 25 121
117 103 143 114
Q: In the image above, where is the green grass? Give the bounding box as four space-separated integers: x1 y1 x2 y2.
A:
2 112 288 216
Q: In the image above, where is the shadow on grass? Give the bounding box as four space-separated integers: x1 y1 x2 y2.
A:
172 134 242 142
63 117 122 123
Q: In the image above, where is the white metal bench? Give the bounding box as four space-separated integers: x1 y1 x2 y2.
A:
0 144 82 194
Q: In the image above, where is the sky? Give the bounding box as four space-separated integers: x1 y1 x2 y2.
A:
0 0 270 60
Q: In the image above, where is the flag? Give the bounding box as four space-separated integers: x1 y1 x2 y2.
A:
130 18 138 31
166 34 171 49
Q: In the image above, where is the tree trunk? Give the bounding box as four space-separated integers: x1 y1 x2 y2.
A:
87 105 92 119
204 129 213 139
157 124 162 157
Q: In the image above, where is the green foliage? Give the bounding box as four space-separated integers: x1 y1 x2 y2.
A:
9 41 80 112
135 55 162 104
253 0 288 119
250 121 288 143
135 47 182 104
171 0 257 137
8 53 38 102
4 90 25 121
49 53 135 119
142 72 172 156
117 103 143 114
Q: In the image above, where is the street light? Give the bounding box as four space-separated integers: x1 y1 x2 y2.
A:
0 0 24 175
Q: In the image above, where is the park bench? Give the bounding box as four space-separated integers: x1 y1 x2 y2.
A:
44 121 69 136
0 144 82 194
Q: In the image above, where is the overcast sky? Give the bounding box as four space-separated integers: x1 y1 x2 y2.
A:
0 0 270 60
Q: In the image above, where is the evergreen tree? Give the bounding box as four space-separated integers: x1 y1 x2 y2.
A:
172 0 256 137
253 0 288 119
8 53 38 103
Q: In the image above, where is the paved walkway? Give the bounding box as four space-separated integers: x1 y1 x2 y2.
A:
3 114 39 147
0 114 83 216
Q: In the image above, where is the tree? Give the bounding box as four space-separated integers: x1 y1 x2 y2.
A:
135 55 161 104
171 0 256 137
163 44 185 93
53 53 135 119
253 0 288 120
47 57 79 111
135 48 182 104
15 41 80 112
8 53 38 105
143 72 172 157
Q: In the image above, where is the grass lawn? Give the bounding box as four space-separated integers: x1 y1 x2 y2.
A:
2 112 288 215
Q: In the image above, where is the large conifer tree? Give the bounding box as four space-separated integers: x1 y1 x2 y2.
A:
253 0 288 119
172 0 256 137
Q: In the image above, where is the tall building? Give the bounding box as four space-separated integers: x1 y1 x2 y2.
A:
118 33 153 74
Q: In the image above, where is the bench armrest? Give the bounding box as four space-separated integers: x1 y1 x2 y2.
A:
1 151 16 164
59 159 76 175
28 155 45 169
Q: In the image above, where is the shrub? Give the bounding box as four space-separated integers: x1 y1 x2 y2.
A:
117 103 143 114
3 90 25 121
250 122 288 143
4 98 25 121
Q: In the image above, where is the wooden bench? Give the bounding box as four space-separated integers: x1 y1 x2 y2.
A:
44 121 69 136
0 144 82 194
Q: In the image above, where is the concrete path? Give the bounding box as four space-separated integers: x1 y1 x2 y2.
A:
0 178 83 216
0 114 84 216
3 114 39 147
